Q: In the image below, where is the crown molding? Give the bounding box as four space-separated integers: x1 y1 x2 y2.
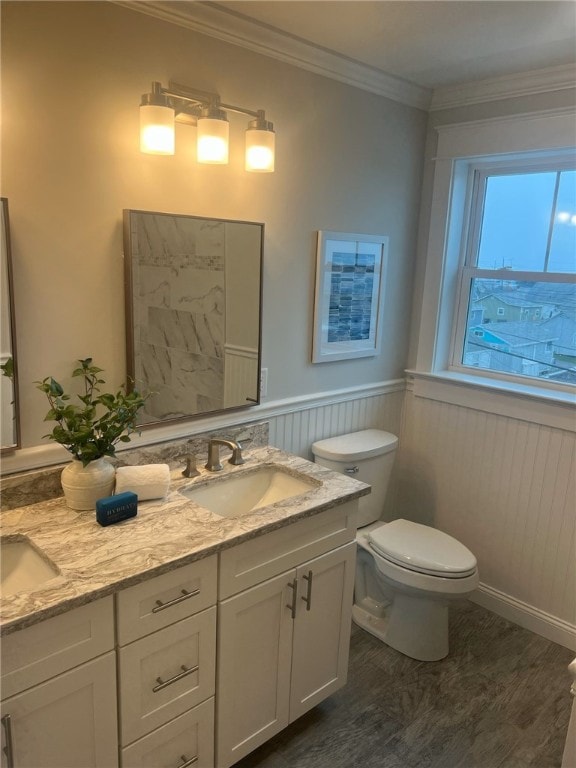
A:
114 1 573 113
431 63 576 111
113 0 431 110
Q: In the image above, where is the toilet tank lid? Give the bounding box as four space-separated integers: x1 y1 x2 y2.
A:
312 429 398 461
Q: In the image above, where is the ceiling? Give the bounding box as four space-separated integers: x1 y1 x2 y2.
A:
211 1 576 90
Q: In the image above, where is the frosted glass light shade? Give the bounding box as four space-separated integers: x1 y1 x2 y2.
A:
140 104 175 155
245 128 275 172
197 118 229 164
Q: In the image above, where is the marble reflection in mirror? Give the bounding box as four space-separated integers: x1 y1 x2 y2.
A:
0 198 20 452
124 210 263 426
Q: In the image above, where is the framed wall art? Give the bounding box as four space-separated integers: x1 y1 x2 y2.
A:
312 231 388 363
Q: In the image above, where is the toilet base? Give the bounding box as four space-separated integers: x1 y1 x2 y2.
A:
352 591 450 662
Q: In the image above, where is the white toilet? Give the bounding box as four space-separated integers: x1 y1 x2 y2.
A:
312 429 479 661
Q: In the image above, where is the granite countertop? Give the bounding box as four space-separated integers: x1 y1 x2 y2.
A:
0 447 369 635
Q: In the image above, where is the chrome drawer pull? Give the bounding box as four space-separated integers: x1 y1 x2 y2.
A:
1 714 14 768
178 754 198 768
152 587 200 613
152 664 199 693
286 578 298 619
345 466 359 474
301 570 313 611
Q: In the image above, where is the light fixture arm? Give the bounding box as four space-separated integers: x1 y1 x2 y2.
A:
163 81 268 123
219 102 260 120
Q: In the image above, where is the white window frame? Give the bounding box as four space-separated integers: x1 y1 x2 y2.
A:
450 158 576 389
412 109 576 429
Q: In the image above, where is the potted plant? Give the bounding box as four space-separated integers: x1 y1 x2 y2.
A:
36 358 148 510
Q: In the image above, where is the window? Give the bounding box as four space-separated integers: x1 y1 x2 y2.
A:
451 163 576 387
414 111 576 426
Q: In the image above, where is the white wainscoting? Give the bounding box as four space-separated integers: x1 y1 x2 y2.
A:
397 385 576 650
267 386 404 460
1 381 405 474
223 344 259 408
4 374 573 649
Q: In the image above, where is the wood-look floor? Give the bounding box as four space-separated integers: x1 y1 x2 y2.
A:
233 601 574 768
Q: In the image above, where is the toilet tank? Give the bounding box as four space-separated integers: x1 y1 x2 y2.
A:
311 429 398 528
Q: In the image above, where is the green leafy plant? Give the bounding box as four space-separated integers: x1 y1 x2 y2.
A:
1 356 14 380
36 358 148 466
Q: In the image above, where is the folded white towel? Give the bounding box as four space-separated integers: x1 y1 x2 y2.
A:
115 464 170 501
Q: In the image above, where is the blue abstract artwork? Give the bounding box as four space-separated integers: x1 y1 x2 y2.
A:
327 251 375 342
313 231 388 363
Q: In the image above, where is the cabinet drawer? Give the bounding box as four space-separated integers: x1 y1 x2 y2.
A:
1 596 114 699
121 698 214 768
117 555 217 645
118 606 216 745
219 501 357 599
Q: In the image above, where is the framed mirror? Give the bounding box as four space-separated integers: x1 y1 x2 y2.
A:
124 209 263 427
0 198 20 452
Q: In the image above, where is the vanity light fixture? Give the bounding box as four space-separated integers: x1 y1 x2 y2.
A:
139 80 275 172
139 81 175 155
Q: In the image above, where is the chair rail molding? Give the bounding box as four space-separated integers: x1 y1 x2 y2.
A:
0 379 405 475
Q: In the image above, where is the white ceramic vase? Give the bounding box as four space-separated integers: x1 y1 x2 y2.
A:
61 457 115 511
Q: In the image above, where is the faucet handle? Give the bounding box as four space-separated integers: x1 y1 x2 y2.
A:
178 453 200 478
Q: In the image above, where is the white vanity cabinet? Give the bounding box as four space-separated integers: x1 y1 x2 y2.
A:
116 556 217 768
0 491 360 768
216 502 357 768
0 597 118 768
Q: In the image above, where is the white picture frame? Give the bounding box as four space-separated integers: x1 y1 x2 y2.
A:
312 231 388 363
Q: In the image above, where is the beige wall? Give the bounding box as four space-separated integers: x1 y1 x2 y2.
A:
1 0 427 449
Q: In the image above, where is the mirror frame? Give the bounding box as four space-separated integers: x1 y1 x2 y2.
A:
123 209 264 429
0 198 20 453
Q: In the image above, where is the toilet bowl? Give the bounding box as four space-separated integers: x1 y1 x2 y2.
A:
312 429 479 661
355 519 478 660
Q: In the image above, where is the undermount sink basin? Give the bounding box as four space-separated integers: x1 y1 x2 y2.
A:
180 465 320 518
1 536 60 597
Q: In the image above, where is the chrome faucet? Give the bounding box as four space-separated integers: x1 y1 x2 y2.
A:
205 438 245 471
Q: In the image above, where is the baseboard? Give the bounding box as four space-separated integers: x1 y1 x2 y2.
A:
471 582 576 652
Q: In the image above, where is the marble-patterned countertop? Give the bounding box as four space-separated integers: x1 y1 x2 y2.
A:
0 447 369 635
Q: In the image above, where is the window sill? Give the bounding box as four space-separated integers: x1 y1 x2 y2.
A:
405 369 576 432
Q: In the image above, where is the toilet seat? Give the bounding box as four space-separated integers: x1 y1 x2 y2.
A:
367 519 477 578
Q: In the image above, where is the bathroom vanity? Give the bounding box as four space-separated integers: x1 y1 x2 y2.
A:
0 447 368 768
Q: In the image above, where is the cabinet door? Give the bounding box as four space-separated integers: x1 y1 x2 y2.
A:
0 652 118 768
290 542 356 721
216 570 295 768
